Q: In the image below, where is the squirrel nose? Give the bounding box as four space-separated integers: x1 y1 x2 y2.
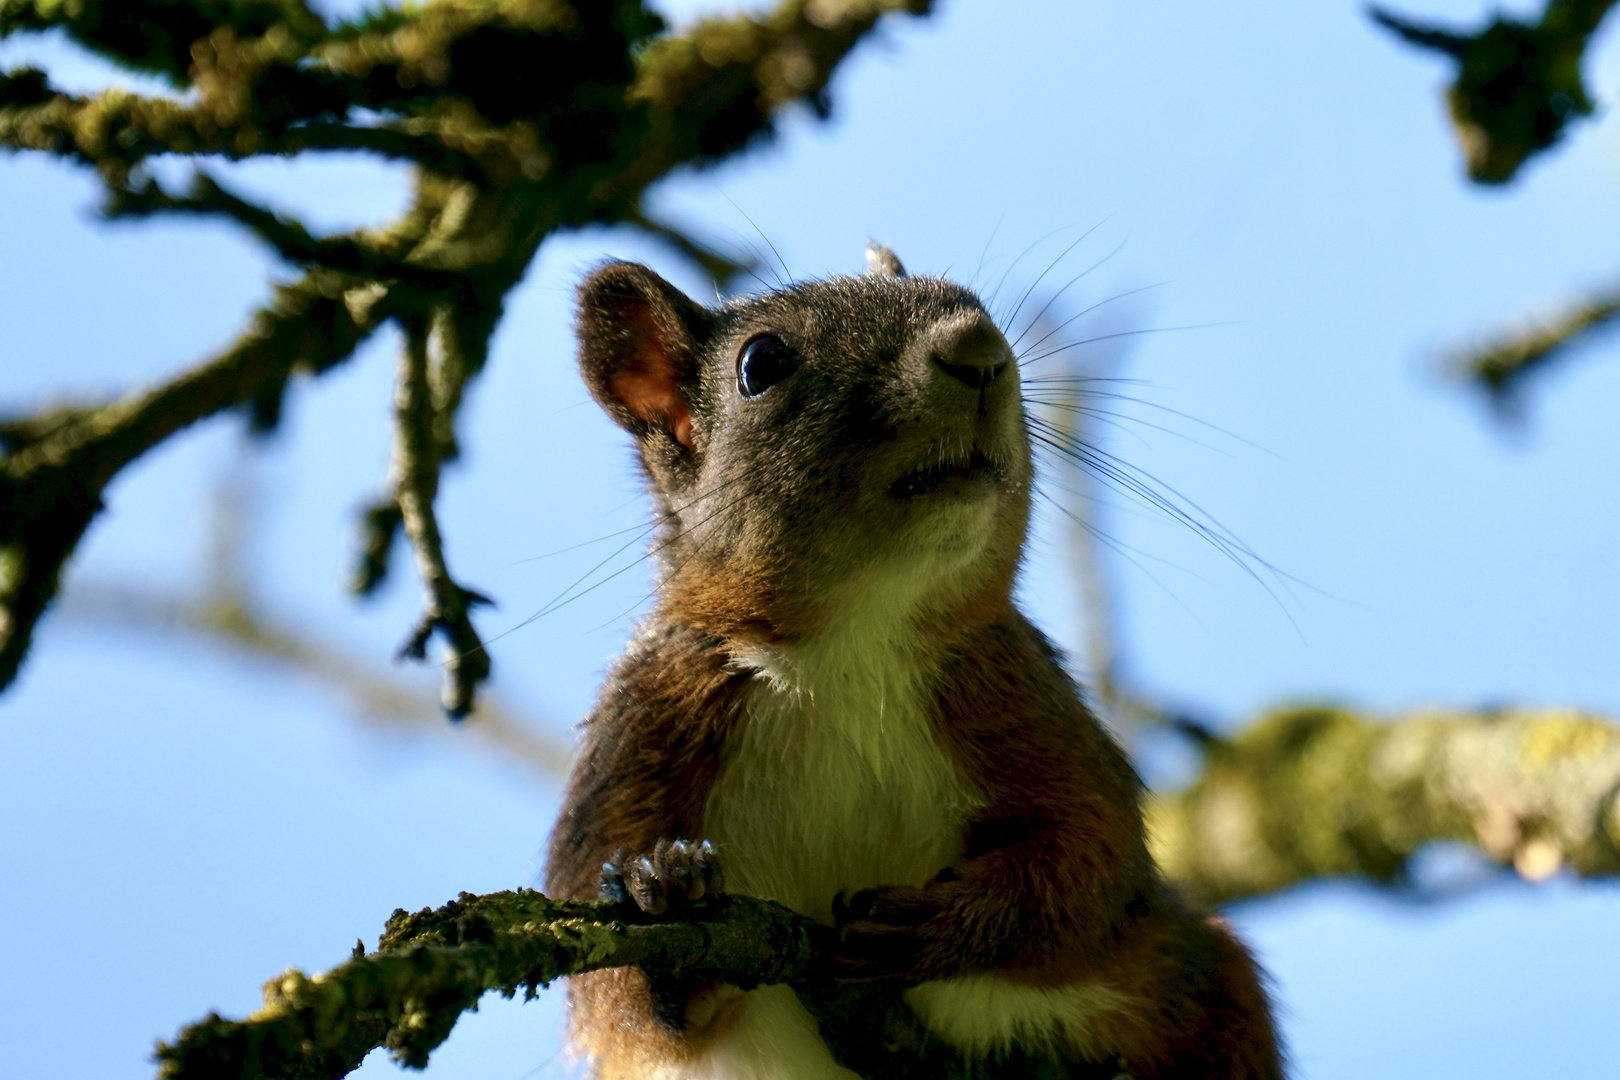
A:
931 315 1009 390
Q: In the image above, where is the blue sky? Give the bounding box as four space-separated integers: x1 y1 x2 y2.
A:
3 1 1619 1077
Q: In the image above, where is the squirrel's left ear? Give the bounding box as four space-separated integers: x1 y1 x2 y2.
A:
865 243 906 278
576 262 714 451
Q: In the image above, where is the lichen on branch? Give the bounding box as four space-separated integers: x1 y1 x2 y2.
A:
155 890 823 1080
1149 705 1620 906
157 883 1091 1080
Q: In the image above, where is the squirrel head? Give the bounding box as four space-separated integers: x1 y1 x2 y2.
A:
575 246 1032 646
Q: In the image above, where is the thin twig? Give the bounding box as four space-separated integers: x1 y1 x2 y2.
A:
390 317 491 718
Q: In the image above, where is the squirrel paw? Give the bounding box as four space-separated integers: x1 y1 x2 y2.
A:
599 838 723 916
829 885 944 982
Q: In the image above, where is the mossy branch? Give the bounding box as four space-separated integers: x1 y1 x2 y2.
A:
1149 705 1620 906
156 886 1098 1080
0 0 935 709
1370 0 1619 184
155 891 828 1080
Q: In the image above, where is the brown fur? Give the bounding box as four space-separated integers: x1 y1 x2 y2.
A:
546 257 1283 1079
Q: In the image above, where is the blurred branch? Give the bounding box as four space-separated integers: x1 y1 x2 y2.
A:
104 173 469 292
0 269 387 691
626 206 759 288
1447 279 1620 412
1370 0 1618 184
54 444 569 776
1150 704 1620 907
58 580 570 778
0 0 936 712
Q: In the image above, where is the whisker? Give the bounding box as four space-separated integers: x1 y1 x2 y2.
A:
719 232 781 294
1017 280 1164 355
970 212 1006 293
1023 396 1233 458
718 189 791 286
1023 381 1279 457
506 518 663 566
1025 417 1303 622
1020 324 1235 367
517 479 758 626
1004 218 1116 347
987 225 1073 315
468 476 750 657
1034 488 1207 627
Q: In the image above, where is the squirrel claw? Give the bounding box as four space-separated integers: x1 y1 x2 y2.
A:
599 838 723 915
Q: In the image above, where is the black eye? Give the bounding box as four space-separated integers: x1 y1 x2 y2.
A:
736 334 801 398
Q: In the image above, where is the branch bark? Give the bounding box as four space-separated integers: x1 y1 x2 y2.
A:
155 885 1115 1080
390 316 491 718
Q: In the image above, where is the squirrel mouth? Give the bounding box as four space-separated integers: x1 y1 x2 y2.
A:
890 450 1001 500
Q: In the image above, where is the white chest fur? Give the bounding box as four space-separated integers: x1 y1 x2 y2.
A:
702 635 975 924
677 604 977 1080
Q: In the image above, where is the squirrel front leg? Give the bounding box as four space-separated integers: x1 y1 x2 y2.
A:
833 613 1156 984
832 796 1154 984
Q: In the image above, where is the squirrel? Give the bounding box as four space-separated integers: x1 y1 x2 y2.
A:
545 246 1283 1080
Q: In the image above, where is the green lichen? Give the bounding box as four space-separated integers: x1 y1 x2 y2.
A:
1151 706 1620 906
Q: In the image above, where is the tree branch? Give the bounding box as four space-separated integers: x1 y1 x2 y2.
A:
1446 279 1620 411
1370 0 1620 184
154 891 827 1080
1149 704 1620 907
1 0 936 713
389 317 490 719
0 0 328 86
154 886 1101 1080
104 172 470 292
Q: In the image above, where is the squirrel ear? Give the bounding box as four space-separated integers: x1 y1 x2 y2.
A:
576 263 713 450
865 243 906 278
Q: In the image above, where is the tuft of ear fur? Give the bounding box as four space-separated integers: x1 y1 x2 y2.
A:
865 242 906 278
577 262 714 451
